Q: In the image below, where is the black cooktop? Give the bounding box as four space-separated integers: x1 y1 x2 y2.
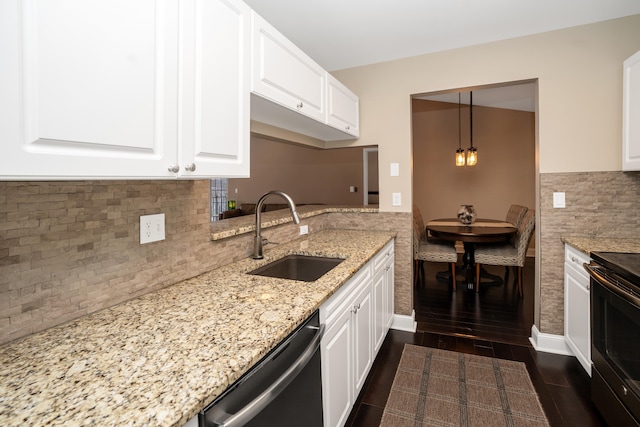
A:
591 251 640 285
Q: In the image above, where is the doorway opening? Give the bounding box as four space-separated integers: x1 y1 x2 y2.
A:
363 148 379 205
411 79 538 343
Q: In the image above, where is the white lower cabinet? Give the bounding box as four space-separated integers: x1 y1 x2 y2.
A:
373 242 394 353
321 296 355 427
320 240 394 427
564 244 592 376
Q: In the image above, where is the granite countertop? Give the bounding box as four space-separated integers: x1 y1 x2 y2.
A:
561 236 640 256
0 229 395 427
210 205 379 240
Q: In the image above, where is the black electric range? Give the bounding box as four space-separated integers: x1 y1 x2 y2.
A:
590 251 640 289
587 251 640 427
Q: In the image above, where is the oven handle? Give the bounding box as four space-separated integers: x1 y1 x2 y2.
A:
584 263 640 308
212 323 325 427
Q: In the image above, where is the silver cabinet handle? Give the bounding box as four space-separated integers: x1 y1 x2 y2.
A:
184 163 196 172
168 164 180 173
296 102 303 109
345 125 350 130
351 303 361 314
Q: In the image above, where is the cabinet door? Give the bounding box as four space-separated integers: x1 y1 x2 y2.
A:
251 11 325 122
623 49 640 171
372 268 386 353
179 0 250 178
0 0 180 179
385 254 395 330
327 74 359 137
352 282 373 395
321 307 353 427
564 261 591 375
564 245 591 375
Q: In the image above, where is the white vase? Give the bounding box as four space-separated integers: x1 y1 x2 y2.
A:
457 205 477 225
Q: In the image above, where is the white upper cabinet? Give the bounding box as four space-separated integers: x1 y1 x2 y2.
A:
327 74 360 138
250 10 358 142
180 0 250 178
0 0 250 179
251 11 325 123
623 49 640 171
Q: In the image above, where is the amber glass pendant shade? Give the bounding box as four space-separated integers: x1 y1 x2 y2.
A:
466 147 478 166
456 148 466 166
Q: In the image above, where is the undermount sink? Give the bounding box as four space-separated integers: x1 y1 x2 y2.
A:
248 255 344 282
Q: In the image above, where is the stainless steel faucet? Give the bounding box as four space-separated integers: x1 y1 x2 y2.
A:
253 191 300 259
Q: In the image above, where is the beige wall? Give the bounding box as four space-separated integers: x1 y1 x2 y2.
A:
331 15 640 212
412 99 536 224
331 15 640 335
228 135 368 206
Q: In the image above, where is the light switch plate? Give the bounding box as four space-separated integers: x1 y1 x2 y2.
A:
553 192 566 208
392 192 401 206
390 163 399 176
299 225 309 235
140 213 165 244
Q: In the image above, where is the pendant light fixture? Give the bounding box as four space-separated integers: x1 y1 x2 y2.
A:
466 91 478 166
455 92 465 166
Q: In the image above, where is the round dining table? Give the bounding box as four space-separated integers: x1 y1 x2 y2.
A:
426 218 517 290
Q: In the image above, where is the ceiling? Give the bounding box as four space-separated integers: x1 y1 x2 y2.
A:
415 82 537 112
244 1 640 112
244 0 640 72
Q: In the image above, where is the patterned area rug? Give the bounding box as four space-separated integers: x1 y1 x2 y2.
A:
380 344 550 426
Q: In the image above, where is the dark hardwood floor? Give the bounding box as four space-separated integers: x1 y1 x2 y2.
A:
346 259 607 426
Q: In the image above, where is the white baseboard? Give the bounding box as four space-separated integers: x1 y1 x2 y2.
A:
391 310 417 332
529 325 573 355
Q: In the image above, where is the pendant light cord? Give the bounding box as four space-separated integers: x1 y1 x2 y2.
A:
470 91 473 149
458 93 461 150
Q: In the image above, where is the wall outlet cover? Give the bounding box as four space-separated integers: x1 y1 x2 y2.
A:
392 192 401 206
299 224 309 235
140 213 166 244
553 192 566 208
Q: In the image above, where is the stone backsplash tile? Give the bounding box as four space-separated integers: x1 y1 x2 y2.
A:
539 171 640 335
1 180 213 344
0 180 409 345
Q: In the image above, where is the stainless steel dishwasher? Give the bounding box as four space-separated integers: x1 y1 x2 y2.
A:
199 310 324 427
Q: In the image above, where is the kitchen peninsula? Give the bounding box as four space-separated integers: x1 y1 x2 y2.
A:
0 229 395 426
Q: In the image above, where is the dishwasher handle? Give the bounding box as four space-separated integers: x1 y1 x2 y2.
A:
212 323 325 427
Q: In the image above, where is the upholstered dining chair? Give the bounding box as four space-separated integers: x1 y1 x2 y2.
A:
474 209 535 297
413 205 458 289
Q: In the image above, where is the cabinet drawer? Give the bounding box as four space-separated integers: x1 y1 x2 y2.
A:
372 241 394 273
321 265 371 327
565 244 590 276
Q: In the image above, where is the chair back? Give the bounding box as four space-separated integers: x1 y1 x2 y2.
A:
412 205 426 257
505 204 528 227
505 205 528 245
515 209 535 266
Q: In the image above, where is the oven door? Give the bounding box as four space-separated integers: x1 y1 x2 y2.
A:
587 263 640 425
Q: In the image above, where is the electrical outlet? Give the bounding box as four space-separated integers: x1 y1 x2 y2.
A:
392 192 401 206
140 213 165 244
299 224 309 235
